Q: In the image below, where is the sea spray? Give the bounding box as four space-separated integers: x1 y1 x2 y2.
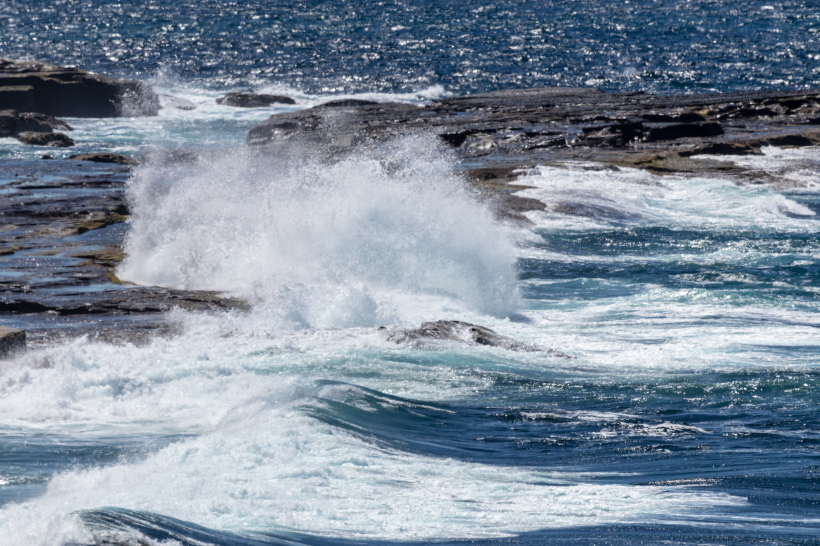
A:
119 135 520 326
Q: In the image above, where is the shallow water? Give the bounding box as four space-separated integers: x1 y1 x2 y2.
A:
2 2 820 545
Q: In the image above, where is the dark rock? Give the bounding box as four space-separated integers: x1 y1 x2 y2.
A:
383 320 567 355
247 101 420 147
439 131 471 147
216 92 295 107
643 122 724 142
0 58 159 117
16 131 75 147
492 194 547 223
523 135 567 150
67 153 138 165
247 86 820 159
641 111 706 123
573 121 645 147
758 134 818 147
41 154 53 159
719 106 779 119
439 128 497 147
679 142 763 157
0 327 26 358
0 159 249 344
318 99 378 108
0 109 72 137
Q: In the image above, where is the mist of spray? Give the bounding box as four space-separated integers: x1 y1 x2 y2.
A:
118 136 520 328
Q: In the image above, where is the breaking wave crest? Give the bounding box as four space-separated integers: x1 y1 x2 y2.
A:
118 136 520 327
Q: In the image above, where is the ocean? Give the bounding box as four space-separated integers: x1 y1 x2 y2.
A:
1 1 820 545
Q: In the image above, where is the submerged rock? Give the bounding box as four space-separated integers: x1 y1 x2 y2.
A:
216 92 295 107
16 131 75 147
383 320 567 355
0 58 159 117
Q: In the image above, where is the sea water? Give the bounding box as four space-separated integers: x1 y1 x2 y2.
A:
1 2 820 545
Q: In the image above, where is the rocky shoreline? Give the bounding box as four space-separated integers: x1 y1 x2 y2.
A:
3 59 820 348
248 85 820 192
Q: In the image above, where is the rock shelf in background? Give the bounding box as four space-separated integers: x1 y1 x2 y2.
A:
247 86 820 191
0 58 159 117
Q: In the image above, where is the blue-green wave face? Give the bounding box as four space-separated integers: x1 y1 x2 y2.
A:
1 2 820 545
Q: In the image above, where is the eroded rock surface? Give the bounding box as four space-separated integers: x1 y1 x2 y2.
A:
0 58 159 117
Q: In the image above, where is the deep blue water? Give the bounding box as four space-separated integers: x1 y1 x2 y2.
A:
2 2 820 546
3 0 820 95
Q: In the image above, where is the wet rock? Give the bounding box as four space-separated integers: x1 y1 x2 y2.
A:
16 131 75 147
216 92 295 107
247 101 420 146
573 121 645 147
0 159 249 344
718 106 779 119
643 122 724 142
757 134 818 147
0 58 159 117
641 111 706 123
383 320 566 355
247 86 820 171
679 142 763 156
67 153 138 165
318 99 379 108
0 327 26 358
0 109 72 137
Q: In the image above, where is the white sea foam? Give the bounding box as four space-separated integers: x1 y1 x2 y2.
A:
693 145 820 191
118 135 520 326
0 335 746 546
515 164 817 232
508 162 820 373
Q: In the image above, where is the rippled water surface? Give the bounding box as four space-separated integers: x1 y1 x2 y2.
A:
2 0 820 94
1 2 820 545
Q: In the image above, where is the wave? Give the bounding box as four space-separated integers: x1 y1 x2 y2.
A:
118 135 520 327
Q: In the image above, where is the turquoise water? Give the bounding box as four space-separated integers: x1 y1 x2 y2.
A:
1 2 820 545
